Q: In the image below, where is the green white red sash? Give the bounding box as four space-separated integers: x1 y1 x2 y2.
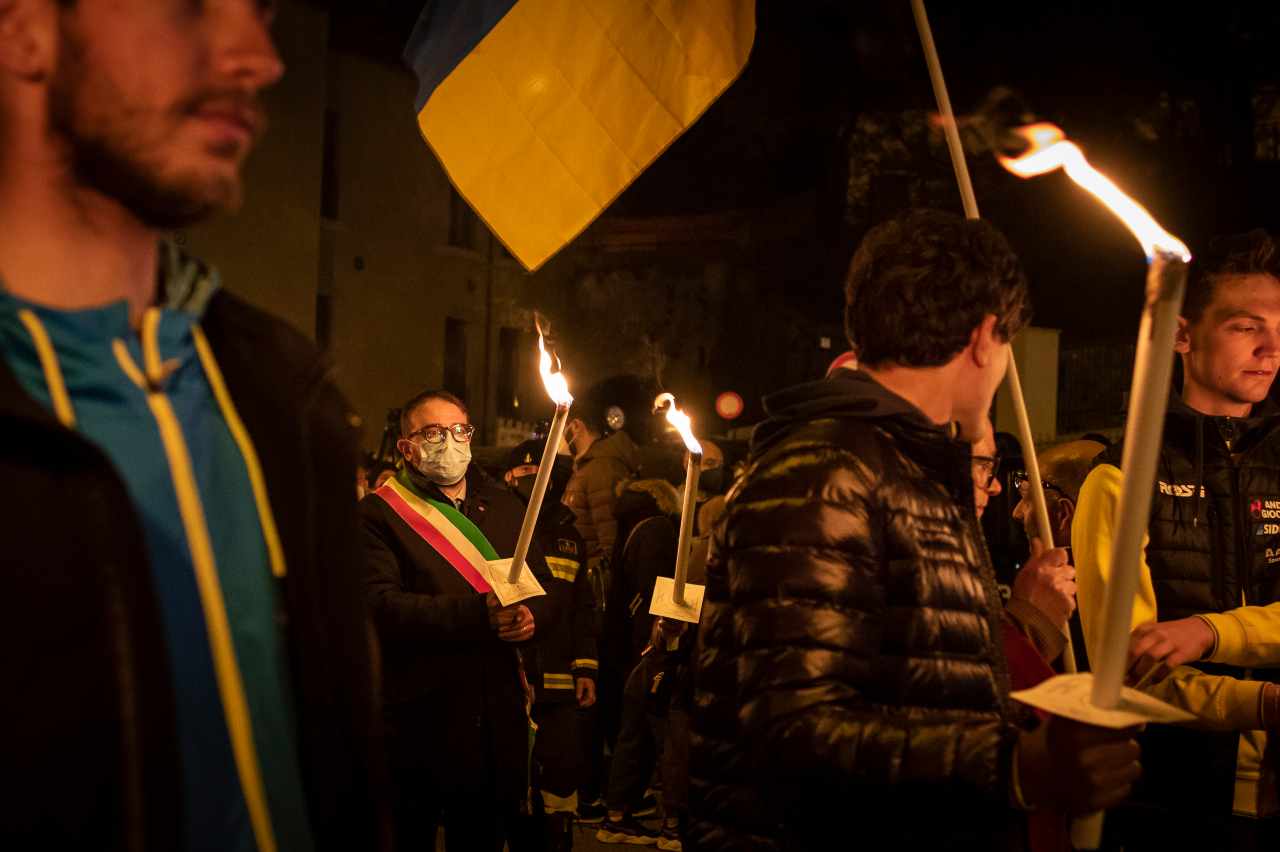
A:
376 470 540 811
374 474 499 593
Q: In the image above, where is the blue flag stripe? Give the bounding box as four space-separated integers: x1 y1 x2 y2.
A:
403 0 520 113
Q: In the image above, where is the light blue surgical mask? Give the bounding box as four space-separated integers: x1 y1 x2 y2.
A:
413 435 471 486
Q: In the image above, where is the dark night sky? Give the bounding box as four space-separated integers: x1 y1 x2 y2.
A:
340 1 1280 342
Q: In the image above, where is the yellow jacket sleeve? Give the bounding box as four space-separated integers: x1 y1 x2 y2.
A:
1202 603 1280 668
1073 464 1263 731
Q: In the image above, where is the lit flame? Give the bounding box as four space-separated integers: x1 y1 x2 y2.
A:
537 327 573 407
654 393 703 456
998 123 1190 262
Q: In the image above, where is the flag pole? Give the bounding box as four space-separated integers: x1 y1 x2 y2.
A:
909 0 1076 674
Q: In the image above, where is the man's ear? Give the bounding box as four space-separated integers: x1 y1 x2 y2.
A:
969 314 1002 367
1173 316 1192 354
395 438 414 463
0 0 57 81
1055 498 1075 537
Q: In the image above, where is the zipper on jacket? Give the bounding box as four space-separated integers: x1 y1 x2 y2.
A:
114 310 280 852
1232 465 1251 607
968 509 1014 714
1209 500 1229 610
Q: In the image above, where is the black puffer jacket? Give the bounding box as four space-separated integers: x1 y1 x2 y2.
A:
689 370 1023 852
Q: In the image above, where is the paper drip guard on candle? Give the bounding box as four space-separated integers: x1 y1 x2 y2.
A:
477 558 547 607
1011 673 1194 729
649 575 706 624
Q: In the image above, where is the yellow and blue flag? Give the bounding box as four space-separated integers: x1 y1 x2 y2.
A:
405 0 756 271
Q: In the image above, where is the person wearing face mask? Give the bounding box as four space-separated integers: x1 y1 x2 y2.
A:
562 377 648 580
362 390 555 852
502 439 599 852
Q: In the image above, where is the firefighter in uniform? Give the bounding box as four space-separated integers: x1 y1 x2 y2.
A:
505 440 601 851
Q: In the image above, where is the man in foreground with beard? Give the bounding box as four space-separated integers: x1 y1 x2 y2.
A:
689 210 1143 851
0 2 383 850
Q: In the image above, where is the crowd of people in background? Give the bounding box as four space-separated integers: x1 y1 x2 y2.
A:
353 213 1280 852
358 372 731 851
6 4 1280 852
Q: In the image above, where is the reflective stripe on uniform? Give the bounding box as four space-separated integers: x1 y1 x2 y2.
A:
545 556 579 582
542 673 575 690
572 658 599 671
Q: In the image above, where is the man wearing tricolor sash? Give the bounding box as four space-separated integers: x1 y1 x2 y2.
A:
363 389 554 851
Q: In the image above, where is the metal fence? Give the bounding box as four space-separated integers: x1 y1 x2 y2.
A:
1057 340 1136 436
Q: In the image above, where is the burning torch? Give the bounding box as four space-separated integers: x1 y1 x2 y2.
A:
910 3 1194 847
490 319 571 604
999 122 1195 846
649 393 707 623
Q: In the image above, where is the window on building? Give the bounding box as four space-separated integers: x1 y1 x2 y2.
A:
449 187 479 249
320 108 341 221
1255 86 1280 162
497 327 521 418
444 317 468 400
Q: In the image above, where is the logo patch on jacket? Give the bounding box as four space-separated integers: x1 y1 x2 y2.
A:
1252 498 1280 544
557 538 578 556
1158 481 1206 498
1265 547 1280 565
1250 498 1280 521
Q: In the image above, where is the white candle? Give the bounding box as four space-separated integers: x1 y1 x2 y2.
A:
1070 253 1188 850
653 392 704 606
1090 253 1188 707
508 402 571 583
1006 354 1076 675
672 450 702 605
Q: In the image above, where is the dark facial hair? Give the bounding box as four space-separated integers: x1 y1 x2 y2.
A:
47 24 253 229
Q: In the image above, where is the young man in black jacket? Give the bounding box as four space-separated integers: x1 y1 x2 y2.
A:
689 210 1143 851
363 390 554 851
0 3 383 851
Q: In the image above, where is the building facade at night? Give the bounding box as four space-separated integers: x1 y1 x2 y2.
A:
179 0 839 451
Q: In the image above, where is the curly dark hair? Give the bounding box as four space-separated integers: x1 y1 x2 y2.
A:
844 209 1031 368
1183 229 1280 324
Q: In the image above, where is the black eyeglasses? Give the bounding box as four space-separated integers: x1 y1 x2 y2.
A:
408 423 476 445
971 454 1001 490
1011 470 1071 502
